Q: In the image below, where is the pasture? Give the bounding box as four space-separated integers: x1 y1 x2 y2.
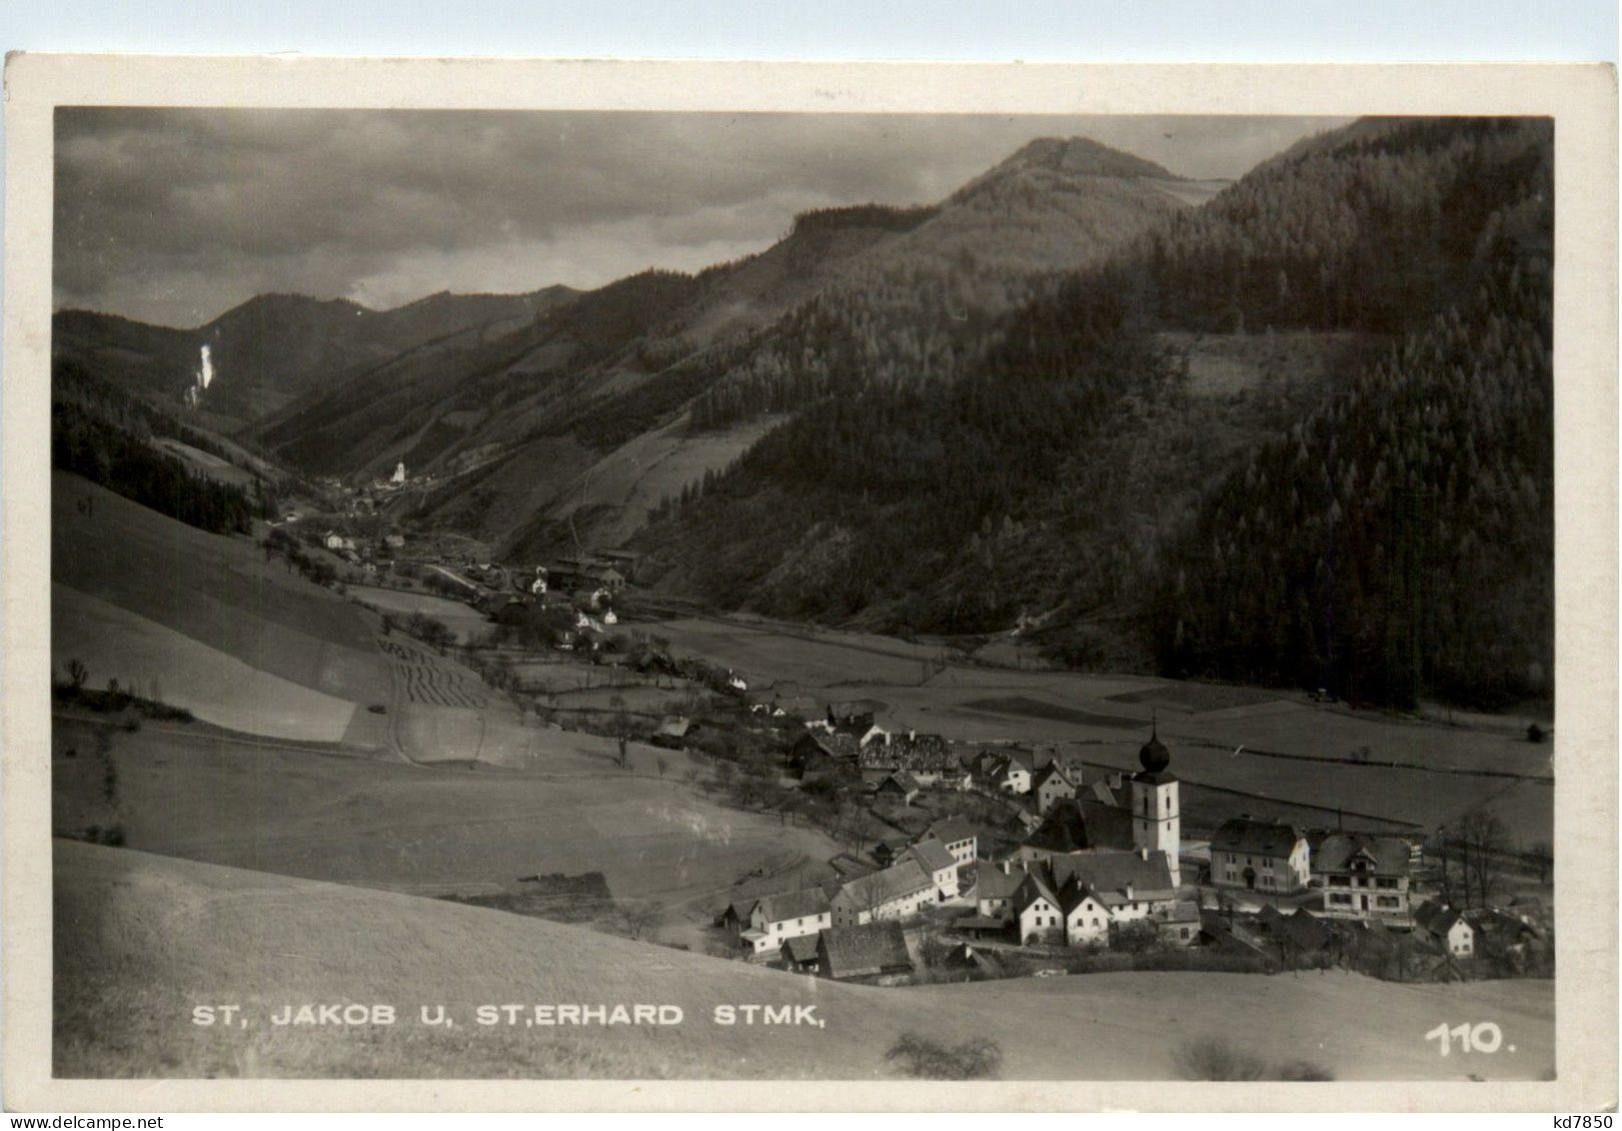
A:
51 717 843 911
53 471 391 708
54 841 1555 1080
351 585 491 644
151 437 258 488
53 585 359 743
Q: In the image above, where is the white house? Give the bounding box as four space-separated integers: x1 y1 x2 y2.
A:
975 864 1024 923
1316 833 1413 926
741 889 832 956
1415 901 1476 958
999 750 1036 794
1032 763 1078 814
1210 817 1311 894
920 816 977 865
901 838 960 901
830 860 934 927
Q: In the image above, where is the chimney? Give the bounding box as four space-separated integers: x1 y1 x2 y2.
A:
1139 847 1149 861
1124 883 1135 901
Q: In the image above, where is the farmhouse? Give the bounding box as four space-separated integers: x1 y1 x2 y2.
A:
1415 901 1476 958
1047 849 1180 927
919 816 978 865
780 932 821 972
874 771 921 805
1032 762 1078 813
900 838 960 901
741 889 833 956
1210 816 1311 894
996 748 1036 794
651 716 692 749
830 859 934 927
817 920 913 982
1316 832 1413 926
717 898 758 938
975 862 1025 924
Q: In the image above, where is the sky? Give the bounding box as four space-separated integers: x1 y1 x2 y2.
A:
55 110 1347 328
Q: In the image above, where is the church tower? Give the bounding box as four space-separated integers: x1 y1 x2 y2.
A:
1131 720 1182 888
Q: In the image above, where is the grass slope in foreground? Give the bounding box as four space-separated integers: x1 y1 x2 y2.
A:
55 841 1553 1080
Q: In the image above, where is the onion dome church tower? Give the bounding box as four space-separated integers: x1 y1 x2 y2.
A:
1131 718 1182 887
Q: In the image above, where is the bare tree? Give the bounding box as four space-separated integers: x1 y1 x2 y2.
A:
608 694 631 769
1457 808 1511 908
655 755 669 780
1527 840 1553 885
65 658 88 690
622 900 664 941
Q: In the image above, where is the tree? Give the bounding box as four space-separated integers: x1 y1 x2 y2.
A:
608 695 632 769
1527 840 1553 884
1457 808 1511 908
622 900 663 941
65 658 88 690
655 755 669 780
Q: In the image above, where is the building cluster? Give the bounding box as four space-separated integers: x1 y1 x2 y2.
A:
719 708 1545 986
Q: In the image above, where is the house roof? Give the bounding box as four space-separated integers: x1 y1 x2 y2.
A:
1211 817 1304 858
656 717 691 738
828 853 877 880
1022 799 1093 854
757 888 831 924
781 933 821 964
923 816 976 846
837 860 932 910
904 838 957 875
1003 748 1038 772
880 770 922 793
1414 900 1471 938
1033 763 1074 790
1163 899 1202 924
724 898 758 922
1089 779 1119 806
974 867 1025 901
1315 833 1412 878
1047 850 1177 905
818 920 912 978
1014 871 1062 914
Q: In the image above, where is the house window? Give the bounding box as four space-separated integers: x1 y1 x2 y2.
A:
1180 928 1190 939
1376 896 1399 909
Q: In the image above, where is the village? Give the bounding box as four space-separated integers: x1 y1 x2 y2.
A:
259 492 1554 993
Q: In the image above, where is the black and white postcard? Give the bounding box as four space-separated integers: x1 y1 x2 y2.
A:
2 56 1615 1112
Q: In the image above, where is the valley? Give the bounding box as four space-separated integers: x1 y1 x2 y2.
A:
46 115 1559 1083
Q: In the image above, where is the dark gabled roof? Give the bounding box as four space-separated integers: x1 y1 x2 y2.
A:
1022 798 1092 854
1047 851 1176 904
904 838 957 874
1211 817 1305 858
1014 870 1062 914
781 933 821 964
974 867 1025 901
879 770 922 793
1002 748 1038 772
923 816 976 846
1033 762 1075 790
819 920 912 977
1414 900 1471 938
1089 779 1119 806
1315 833 1411 878
836 860 932 909
724 898 759 922
757 888 831 924
828 852 877 880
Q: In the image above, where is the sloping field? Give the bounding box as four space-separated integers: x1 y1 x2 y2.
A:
54 841 1554 1080
53 586 357 742
152 437 259 488
550 414 784 551
653 616 946 690
53 472 391 707
351 585 490 645
52 719 840 905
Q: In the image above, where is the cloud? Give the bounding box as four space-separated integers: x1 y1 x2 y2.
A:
54 108 1346 327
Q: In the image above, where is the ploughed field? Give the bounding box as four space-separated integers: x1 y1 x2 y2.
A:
54 841 1556 1080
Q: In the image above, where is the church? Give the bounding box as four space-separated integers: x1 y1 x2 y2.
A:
1010 722 1182 889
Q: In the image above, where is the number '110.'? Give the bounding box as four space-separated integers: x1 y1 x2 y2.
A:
1426 1022 1503 1055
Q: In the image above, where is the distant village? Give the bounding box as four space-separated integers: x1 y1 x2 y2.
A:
272 463 1551 991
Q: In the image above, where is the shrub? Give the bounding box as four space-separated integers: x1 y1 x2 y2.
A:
885 1032 1003 1080
1175 1036 1268 1081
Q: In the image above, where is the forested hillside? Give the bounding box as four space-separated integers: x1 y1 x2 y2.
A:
640 117 1555 710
